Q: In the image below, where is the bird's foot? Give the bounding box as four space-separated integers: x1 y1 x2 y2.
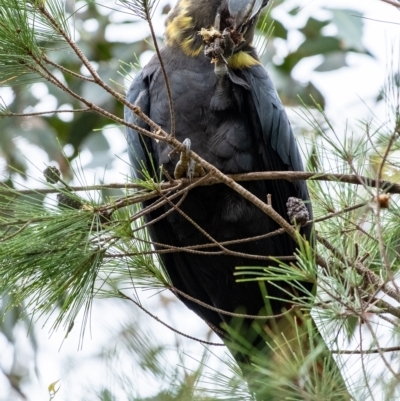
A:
173 138 205 181
202 27 244 79
201 25 242 60
202 27 235 63
211 28 235 61
173 138 191 179
187 158 206 181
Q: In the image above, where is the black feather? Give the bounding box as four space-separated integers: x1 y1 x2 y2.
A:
125 1 315 396
126 42 313 339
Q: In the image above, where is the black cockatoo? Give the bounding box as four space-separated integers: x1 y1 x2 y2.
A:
124 0 348 399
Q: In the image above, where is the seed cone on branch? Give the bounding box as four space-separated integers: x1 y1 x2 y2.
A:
43 166 61 184
286 196 309 226
57 193 82 210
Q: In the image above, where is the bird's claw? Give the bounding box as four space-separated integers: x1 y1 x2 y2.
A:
187 158 196 181
182 138 191 156
173 138 206 181
204 28 234 66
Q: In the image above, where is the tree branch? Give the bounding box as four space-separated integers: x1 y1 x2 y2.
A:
379 0 400 8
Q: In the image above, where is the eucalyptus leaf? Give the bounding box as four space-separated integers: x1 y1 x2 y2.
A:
329 9 370 55
315 51 348 72
299 17 330 39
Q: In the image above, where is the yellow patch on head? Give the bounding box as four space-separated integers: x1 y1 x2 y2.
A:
176 16 194 30
228 51 260 70
181 37 203 56
166 16 193 44
165 0 204 57
179 0 190 9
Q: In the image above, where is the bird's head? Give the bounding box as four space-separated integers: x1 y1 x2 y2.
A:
165 0 269 67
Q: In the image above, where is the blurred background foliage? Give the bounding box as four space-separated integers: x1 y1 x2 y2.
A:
258 6 370 107
0 0 387 400
0 0 371 183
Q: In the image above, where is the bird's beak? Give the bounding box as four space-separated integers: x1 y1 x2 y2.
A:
227 0 264 30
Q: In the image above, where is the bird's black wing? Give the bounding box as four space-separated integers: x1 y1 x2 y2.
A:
125 69 158 181
125 67 227 332
241 64 312 233
125 60 313 341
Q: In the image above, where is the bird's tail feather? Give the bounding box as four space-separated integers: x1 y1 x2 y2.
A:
224 309 351 400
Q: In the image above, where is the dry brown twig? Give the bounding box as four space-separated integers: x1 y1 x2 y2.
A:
2 170 400 196
332 346 400 355
118 290 225 346
317 235 400 307
373 134 399 302
380 0 400 8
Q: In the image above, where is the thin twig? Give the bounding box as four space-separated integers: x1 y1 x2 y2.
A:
170 286 298 320
113 238 297 259
371 297 400 320
36 4 170 143
227 171 400 194
379 0 400 8
43 54 96 82
143 5 175 137
317 235 400 306
1 108 91 117
118 290 225 346
130 227 288 254
128 173 210 223
2 171 400 196
314 201 368 224
376 312 399 327
132 192 188 228
100 185 181 213
158 190 229 253
363 318 400 380
375 133 397 280
0 220 31 242
332 345 400 355
358 291 376 401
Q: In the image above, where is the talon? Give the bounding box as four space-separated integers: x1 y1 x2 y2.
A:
182 138 191 155
221 28 235 59
174 138 191 179
187 158 205 181
173 138 205 180
174 160 184 179
187 159 196 182
194 162 206 178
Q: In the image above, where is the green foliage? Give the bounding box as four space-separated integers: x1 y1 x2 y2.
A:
0 190 101 332
0 0 69 85
117 0 162 20
0 0 155 180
